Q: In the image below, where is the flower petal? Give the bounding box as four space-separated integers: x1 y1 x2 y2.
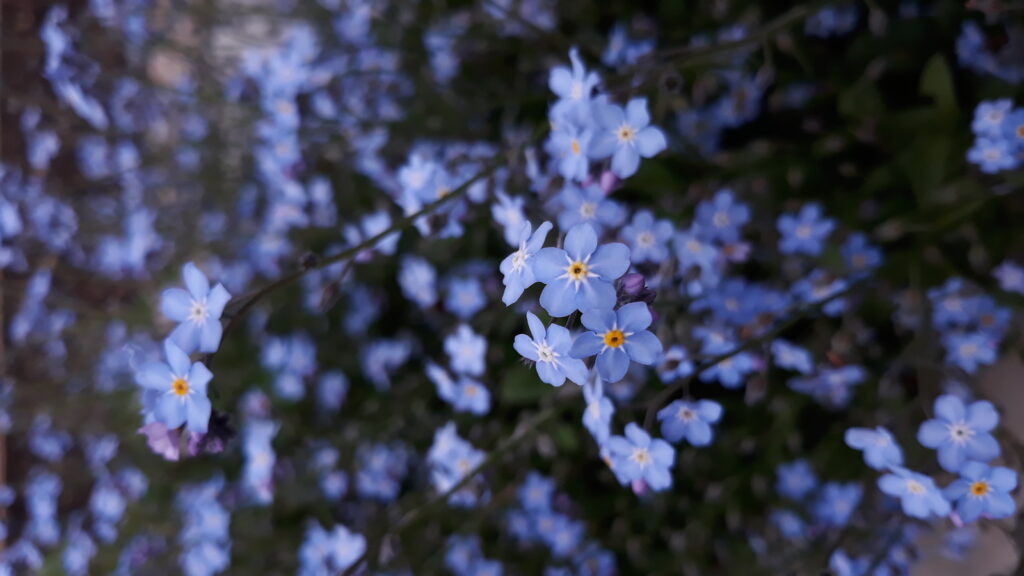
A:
917 420 947 449
623 330 662 365
965 400 999 433
580 308 615 333
540 280 577 318
161 288 193 322
198 322 223 354
164 340 191 376
934 395 965 422
596 347 630 382
137 362 173 390
617 302 652 332
589 243 630 280
569 332 604 359
533 248 568 283
564 224 598 261
526 312 546 342
188 362 213 396
182 262 210 298
635 127 667 157
514 334 539 361
206 284 232 318
187 395 212 434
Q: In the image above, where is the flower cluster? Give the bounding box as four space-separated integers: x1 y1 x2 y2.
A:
968 99 1024 173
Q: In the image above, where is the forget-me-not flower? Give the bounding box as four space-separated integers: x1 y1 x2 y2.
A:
776 203 834 256
844 426 904 470
878 467 951 519
136 340 213 434
606 423 675 491
657 399 723 446
943 462 1017 523
514 312 589 387
588 98 667 179
569 302 662 383
917 394 1000 472
160 262 231 354
533 223 630 317
500 220 553 306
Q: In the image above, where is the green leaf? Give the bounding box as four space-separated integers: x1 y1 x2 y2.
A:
919 54 957 116
500 364 550 405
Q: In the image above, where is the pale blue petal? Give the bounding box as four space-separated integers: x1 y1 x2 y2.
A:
514 334 539 361
987 492 1016 518
206 284 232 318
624 423 649 446
625 98 650 128
687 421 712 446
697 400 723 422
526 312 546 342
589 243 630 280
137 362 173 390
161 288 192 322
935 395 965 422
845 428 875 450
527 221 553 252
577 279 617 312
546 323 574 352
938 444 966 472
198 322 223 353
581 308 615 333
965 401 999 432
570 332 604 358
169 321 200 355
187 395 212 434
564 224 598 261
958 497 984 522
156 395 187 429
540 280 577 317
597 348 630 382
623 331 662 365
548 68 573 98
560 358 589 386
182 262 210 298
616 302 652 332
611 147 640 179
188 363 213 396
635 127 667 157
537 361 565 387
989 467 1018 492
533 248 568 283
967 434 1000 462
594 102 624 130
917 420 947 449
165 340 191 375
877 474 904 496
588 132 618 159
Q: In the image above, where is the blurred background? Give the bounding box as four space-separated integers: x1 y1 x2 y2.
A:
2 0 1024 574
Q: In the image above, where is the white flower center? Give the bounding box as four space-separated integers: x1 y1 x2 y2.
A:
510 247 528 272
906 479 926 495
534 340 558 364
579 202 597 219
637 232 655 247
189 300 209 324
948 422 975 445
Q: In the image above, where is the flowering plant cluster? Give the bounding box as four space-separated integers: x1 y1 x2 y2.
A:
2 0 1024 575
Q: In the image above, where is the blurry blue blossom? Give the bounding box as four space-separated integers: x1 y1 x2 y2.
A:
533 224 630 317
500 220 553 306
845 426 904 470
878 468 950 519
606 423 675 491
944 462 1017 522
777 203 834 256
657 399 722 446
136 340 213 434
917 395 1000 472
161 262 231 354
588 98 667 178
570 302 662 383
514 312 589 387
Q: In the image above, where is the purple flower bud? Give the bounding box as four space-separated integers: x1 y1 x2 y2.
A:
617 273 657 307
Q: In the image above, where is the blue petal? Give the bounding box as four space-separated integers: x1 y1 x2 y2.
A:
934 395 965 422
537 361 565 387
966 433 1000 463
576 279 617 312
623 331 662 365
624 98 650 128
546 323 574 352
580 308 615 333
588 243 630 280
156 395 187 429
988 467 1018 492
182 262 210 298
587 132 618 159
137 362 173 390
611 147 640 179
540 280 577 317
564 224 598 261
636 127 667 157
965 401 999 432
987 492 1016 518
593 102 624 130
187 395 212 434
514 334 539 361
526 312 546 342
845 428 875 450
188 362 213 396
937 443 966 472
569 332 604 358
597 347 630 382
877 474 904 496
616 302 652 332
206 284 232 318
169 321 200 354
958 497 984 522
164 340 191 376
527 221 553 252
697 400 723 422
686 421 712 446
917 420 947 449
198 322 223 354
161 288 192 322
533 248 568 283
560 358 590 386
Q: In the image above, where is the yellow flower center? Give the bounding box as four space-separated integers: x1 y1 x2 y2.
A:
970 481 990 497
568 261 589 280
172 377 190 396
1017 125 1024 139
603 329 626 348
571 139 581 155
436 187 451 199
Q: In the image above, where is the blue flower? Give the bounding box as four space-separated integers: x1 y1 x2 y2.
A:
656 345 694 382
620 210 673 264
994 261 1024 295
878 468 951 519
500 221 553 306
427 363 491 416
606 423 675 491
548 48 600 120
588 98 667 178
917 395 1000 472
136 340 213 434
546 105 593 182
971 99 1012 138
399 256 438 308
776 203 834 256
569 302 663 382
160 262 231 354
942 331 996 374
844 426 904 470
694 189 749 244
583 376 614 445
1002 109 1024 152
813 482 862 527
445 277 486 320
514 312 589 387
967 137 1020 173
841 233 883 276
776 459 818 500
944 462 1017 523
770 339 813 374
550 184 626 235
533 224 630 317
770 509 807 541
518 472 555 511
657 399 722 446
445 324 487 377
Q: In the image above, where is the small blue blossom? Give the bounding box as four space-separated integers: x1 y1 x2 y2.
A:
813 482 862 527
588 98 667 178
533 224 630 317
136 340 213 434
776 203 834 256
550 184 626 235
942 331 996 374
844 426 904 470
770 339 813 374
657 345 694 382
776 459 818 500
514 312 589 387
548 47 600 120
971 99 1013 138
500 220 553 306
606 423 675 491
620 210 673 264
445 324 487 377
694 189 749 244
583 376 614 445
160 262 231 354
445 277 486 320
943 462 1017 523
917 394 1000 472
657 399 722 446
841 233 883 276
570 302 663 383
994 261 1024 295
967 137 1020 173
518 472 555 511
878 468 951 519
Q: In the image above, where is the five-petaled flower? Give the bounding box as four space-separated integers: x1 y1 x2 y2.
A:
606 423 675 491
136 340 213 434
878 467 951 519
500 220 553 306
917 395 1000 473
533 224 630 317
943 461 1017 523
657 399 723 446
161 262 232 354
513 312 589 387
569 302 662 383
844 426 904 471
588 98 667 179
